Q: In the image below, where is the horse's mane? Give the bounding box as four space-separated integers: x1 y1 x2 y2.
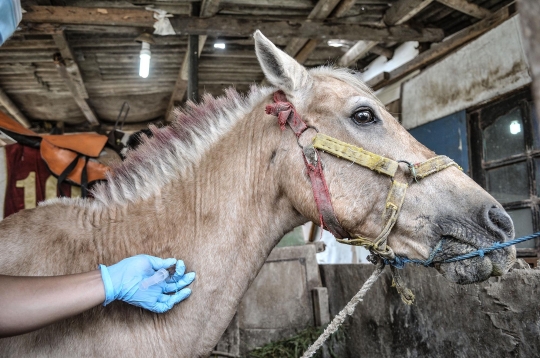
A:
89 85 274 207
42 66 377 208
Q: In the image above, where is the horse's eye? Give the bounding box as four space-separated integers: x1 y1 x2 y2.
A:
352 108 375 125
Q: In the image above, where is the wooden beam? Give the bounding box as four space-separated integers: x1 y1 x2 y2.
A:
54 53 99 126
169 17 444 42
283 0 342 60
22 6 155 27
436 0 491 19
52 32 99 126
338 41 378 67
200 0 221 18
52 32 89 99
294 39 321 64
294 0 359 64
0 87 31 128
368 4 516 90
22 6 444 42
516 0 540 120
384 0 434 26
187 35 199 102
370 45 394 59
330 0 358 18
342 0 432 69
166 0 219 121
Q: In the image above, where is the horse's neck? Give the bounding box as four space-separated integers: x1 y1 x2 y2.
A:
99 100 306 355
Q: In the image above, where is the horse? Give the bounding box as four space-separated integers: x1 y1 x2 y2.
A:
0 31 515 357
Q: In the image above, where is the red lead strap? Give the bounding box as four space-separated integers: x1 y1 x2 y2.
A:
266 91 349 240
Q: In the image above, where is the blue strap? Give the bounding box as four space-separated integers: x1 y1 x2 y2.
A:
385 232 540 268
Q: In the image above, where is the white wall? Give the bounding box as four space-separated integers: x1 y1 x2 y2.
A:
401 16 531 129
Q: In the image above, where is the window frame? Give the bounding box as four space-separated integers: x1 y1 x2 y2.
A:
468 87 540 259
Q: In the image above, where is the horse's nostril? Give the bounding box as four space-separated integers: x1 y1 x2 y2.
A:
487 205 514 239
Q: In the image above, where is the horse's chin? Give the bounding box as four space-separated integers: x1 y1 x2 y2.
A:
433 239 516 285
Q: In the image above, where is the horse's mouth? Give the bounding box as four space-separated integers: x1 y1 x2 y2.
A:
432 234 516 285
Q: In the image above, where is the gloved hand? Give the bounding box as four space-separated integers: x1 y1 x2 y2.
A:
99 255 195 313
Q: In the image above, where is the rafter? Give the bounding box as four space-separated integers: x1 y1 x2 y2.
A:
23 6 155 27
384 0 434 26
341 0 436 69
338 41 378 67
0 87 31 128
165 0 221 122
283 0 341 58
436 0 491 19
367 4 516 90
169 18 444 42
52 32 99 126
22 6 443 43
293 0 359 64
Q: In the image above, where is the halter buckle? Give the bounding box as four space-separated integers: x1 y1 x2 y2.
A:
397 160 418 183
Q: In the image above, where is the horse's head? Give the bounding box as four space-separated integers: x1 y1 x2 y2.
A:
254 31 516 284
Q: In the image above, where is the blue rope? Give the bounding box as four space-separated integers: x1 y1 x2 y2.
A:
385 232 540 269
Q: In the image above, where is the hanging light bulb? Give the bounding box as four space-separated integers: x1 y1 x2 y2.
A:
135 33 155 79
139 42 151 78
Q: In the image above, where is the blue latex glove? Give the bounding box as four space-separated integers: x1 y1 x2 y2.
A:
99 255 195 313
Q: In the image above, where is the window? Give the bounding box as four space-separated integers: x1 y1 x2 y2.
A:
469 89 540 263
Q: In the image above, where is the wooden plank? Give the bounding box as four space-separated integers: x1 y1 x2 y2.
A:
436 0 490 19
52 32 89 99
370 45 394 59
219 0 314 8
169 17 444 42
187 35 199 102
54 54 99 126
384 0 434 25
516 0 540 120
331 0 358 17
283 0 341 58
168 0 217 121
0 87 31 128
338 40 378 67
368 4 516 90
0 40 56 50
200 0 222 17
22 6 155 27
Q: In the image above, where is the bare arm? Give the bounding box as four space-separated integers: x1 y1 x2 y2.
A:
0 270 105 338
0 255 195 339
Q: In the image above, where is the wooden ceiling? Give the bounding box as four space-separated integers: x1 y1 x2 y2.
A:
0 0 515 132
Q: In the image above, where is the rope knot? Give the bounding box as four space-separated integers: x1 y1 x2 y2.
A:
265 103 292 131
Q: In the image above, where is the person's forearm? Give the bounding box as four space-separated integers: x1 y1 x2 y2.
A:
0 270 105 338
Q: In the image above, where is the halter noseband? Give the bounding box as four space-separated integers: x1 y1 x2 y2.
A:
266 91 461 263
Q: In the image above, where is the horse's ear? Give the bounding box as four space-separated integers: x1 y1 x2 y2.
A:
254 30 312 94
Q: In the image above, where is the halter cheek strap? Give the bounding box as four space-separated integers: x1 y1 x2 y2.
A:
266 91 349 239
266 91 462 263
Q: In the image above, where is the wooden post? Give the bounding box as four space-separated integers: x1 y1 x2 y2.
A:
516 0 540 119
187 35 199 103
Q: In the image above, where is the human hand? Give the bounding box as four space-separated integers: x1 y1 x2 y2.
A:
99 255 195 313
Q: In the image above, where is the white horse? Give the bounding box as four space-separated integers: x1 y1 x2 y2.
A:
0 31 515 357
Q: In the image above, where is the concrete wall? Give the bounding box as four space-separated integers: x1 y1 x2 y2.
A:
215 244 330 356
401 16 532 129
320 264 540 358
